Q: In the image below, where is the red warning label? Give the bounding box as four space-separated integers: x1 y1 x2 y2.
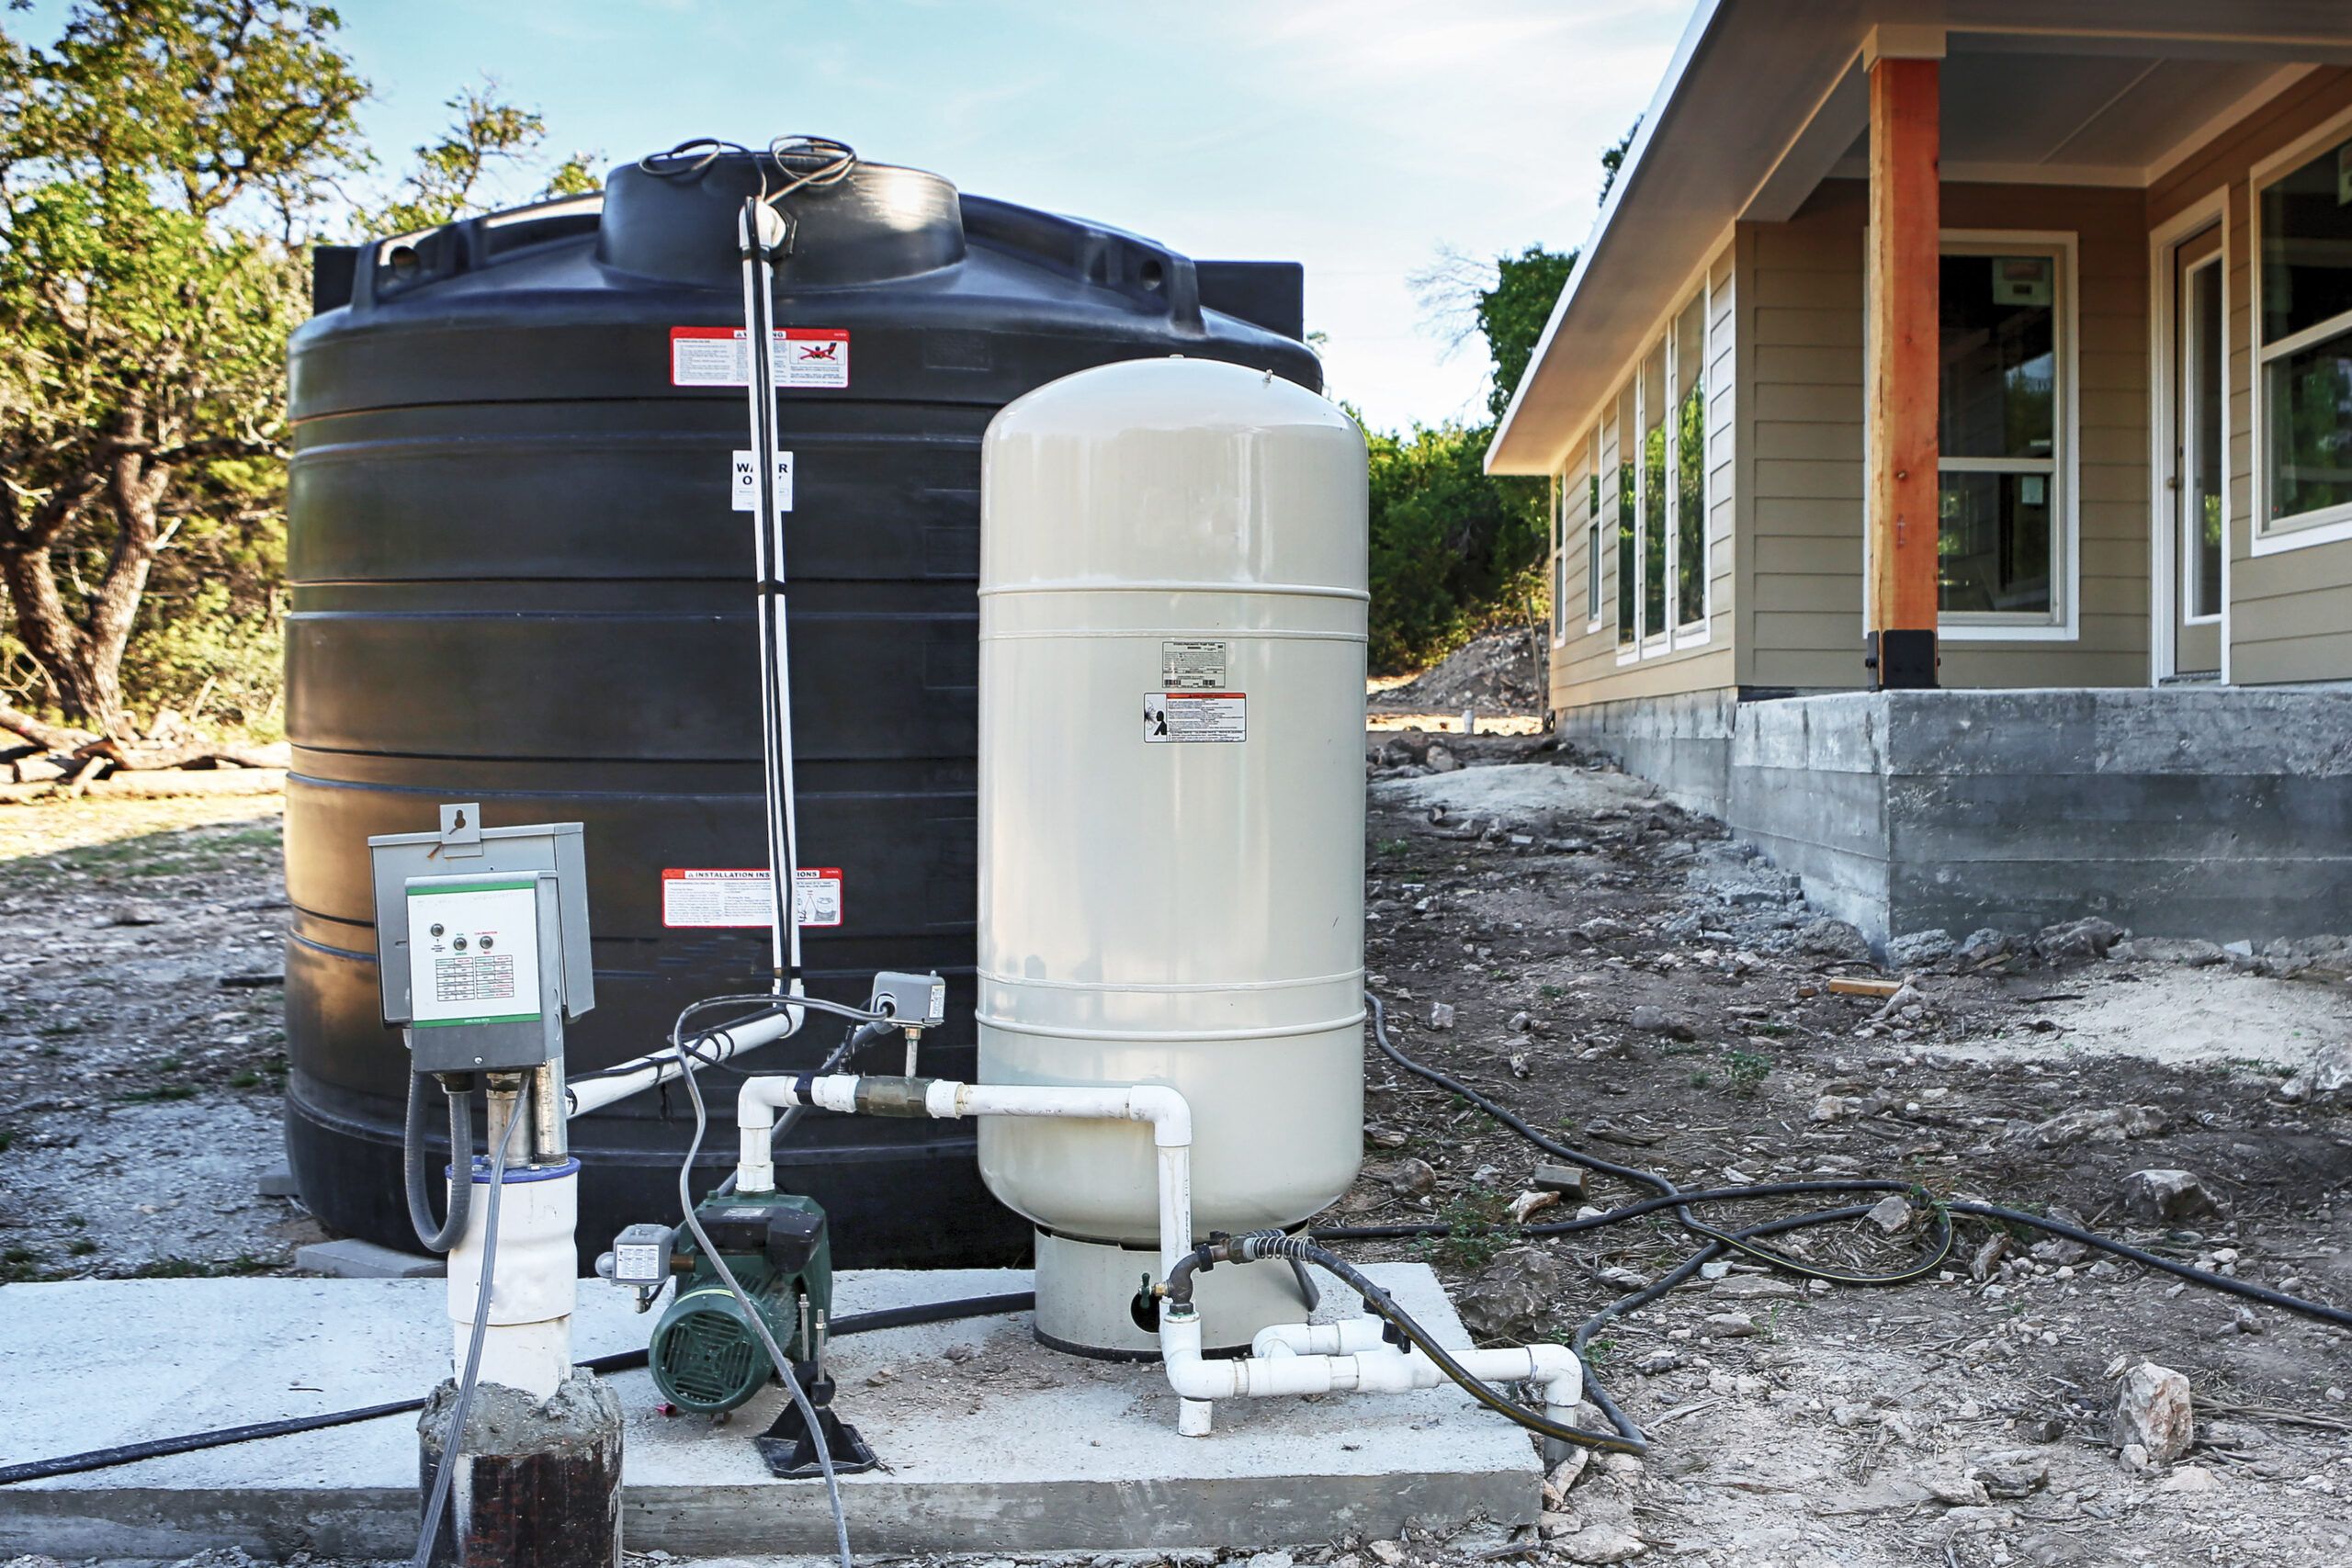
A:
669 327 850 389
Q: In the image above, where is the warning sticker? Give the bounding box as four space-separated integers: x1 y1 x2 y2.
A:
729 449 795 514
1143 692 1246 744
1160 639 1228 691
669 327 851 389
661 868 843 929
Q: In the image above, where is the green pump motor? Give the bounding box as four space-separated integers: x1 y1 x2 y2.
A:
650 1191 832 1414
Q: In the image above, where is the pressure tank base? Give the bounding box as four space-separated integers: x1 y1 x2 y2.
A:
1032 1230 1317 1359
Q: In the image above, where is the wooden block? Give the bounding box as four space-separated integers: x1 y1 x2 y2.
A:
1827 976 1904 998
1532 1162 1590 1198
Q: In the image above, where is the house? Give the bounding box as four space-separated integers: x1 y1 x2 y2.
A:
1489 0 2352 949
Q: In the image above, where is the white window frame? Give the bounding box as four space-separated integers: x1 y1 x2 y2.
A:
1611 393 1640 666
1549 471 1567 647
2248 101 2352 556
1584 462 1604 633
1921 231 2081 642
2146 186 2233 688
1609 263 1716 663
1669 284 1714 649
2180 251 2227 627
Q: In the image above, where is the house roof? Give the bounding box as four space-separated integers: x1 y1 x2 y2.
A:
1485 0 2352 474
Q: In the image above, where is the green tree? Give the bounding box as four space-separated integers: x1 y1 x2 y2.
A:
1598 117 1641 205
1476 244 1578 423
0 3 585 740
1360 415 1548 674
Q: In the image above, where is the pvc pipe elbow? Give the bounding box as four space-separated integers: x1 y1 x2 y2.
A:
1125 1084 1193 1148
1159 1313 1238 1401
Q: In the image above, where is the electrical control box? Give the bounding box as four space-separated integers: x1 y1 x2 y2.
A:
368 807 594 1073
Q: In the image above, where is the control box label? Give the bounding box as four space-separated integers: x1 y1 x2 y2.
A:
1160 639 1228 691
406 880 542 1027
662 867 843 928
670 326 851 389
730 449 795 514
1143 692 1246 744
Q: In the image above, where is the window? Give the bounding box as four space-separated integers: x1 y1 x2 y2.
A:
1937 243 2066 625
2187 257 2224 620
2255 119 2352 544
1585 468 1602 627
1640 343 1668 642
1551 473 1567 644
1672 294 1708 631
1614 388 1635 650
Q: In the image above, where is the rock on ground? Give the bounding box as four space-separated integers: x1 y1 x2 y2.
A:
2113 1361 2195 1463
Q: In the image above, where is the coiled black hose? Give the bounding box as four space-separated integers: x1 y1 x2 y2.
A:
1246 991 2352 1455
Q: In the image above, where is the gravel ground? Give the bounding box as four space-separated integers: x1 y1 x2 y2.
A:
5 742 2352 1565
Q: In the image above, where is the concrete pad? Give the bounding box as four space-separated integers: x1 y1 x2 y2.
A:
292 1236 444 1279
0 1265 1538 1558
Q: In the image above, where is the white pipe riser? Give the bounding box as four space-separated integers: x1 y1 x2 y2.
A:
447 1166 578 1402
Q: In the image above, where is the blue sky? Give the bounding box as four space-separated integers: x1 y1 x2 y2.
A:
57 0 1690 431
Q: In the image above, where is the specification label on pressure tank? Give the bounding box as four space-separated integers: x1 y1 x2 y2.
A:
661 868 843 928
1160 639 1228 690
1143 692 1246 743
669 327 851 389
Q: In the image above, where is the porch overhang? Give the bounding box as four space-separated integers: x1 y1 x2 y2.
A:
1486 0 2352 476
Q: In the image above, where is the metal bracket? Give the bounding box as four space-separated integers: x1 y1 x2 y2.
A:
753 1366 877 1480
433 801 485 860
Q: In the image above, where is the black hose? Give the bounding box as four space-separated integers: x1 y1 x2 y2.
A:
1293 988 2352 1455
0 1291 1036 1486
401 1074 473 1255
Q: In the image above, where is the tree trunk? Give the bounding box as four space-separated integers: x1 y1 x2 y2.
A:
0 410 168 738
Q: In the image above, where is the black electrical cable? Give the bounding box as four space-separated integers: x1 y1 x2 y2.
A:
401 1072 474 1254
1275 989 2352 1455
0 1292 1037 1487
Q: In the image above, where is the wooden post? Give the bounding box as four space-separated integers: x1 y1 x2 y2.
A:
1865 53 1940 689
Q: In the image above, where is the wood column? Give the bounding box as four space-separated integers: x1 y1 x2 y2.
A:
1865 54 1940 689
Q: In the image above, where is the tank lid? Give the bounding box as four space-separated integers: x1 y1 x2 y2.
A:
595 151 965 289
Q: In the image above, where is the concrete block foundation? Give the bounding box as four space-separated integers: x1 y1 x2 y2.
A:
0 1268 1536 1558
1560 685 2352 949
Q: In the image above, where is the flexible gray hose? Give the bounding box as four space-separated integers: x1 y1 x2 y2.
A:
403 1073 474 1255
412 1101 526 1566
676 1047 853 1568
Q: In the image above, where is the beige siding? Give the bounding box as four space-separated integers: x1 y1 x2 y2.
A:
1734 180 2152 690
2152 68 2352 686
1546 238 1737 715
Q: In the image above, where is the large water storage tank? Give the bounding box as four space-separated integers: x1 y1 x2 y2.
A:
284 150 1320 1266
976 358 1368 1354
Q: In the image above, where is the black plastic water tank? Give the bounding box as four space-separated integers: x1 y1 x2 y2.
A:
284 149 1319 1267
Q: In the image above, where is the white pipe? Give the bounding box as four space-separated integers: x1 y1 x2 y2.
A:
564 994 802 1119
726 1070 1577 1448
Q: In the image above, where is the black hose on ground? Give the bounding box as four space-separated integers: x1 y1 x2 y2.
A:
0 1290 1037 1486
401 1073 474 1255
1272 990 2352 1455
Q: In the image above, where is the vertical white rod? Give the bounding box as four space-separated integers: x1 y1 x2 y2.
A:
737 199 804 998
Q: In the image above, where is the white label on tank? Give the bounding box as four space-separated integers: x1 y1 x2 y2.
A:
1143 692 1246 744
406 880 542 1026
730 449 794 514
1160 639 1227 691
662 868 843 928
669 326 850 388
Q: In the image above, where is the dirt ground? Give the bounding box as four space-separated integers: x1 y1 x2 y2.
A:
4 735 2352 1565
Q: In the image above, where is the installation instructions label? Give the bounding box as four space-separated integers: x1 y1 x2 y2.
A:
407 880 541 1027
662 867 843 929
670 326 851 389
1143 692 1246 744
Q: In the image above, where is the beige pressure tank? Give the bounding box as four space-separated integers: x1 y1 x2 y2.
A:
976 355 1368 1356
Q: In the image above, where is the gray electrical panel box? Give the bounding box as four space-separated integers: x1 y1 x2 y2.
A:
368 807 594 1074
